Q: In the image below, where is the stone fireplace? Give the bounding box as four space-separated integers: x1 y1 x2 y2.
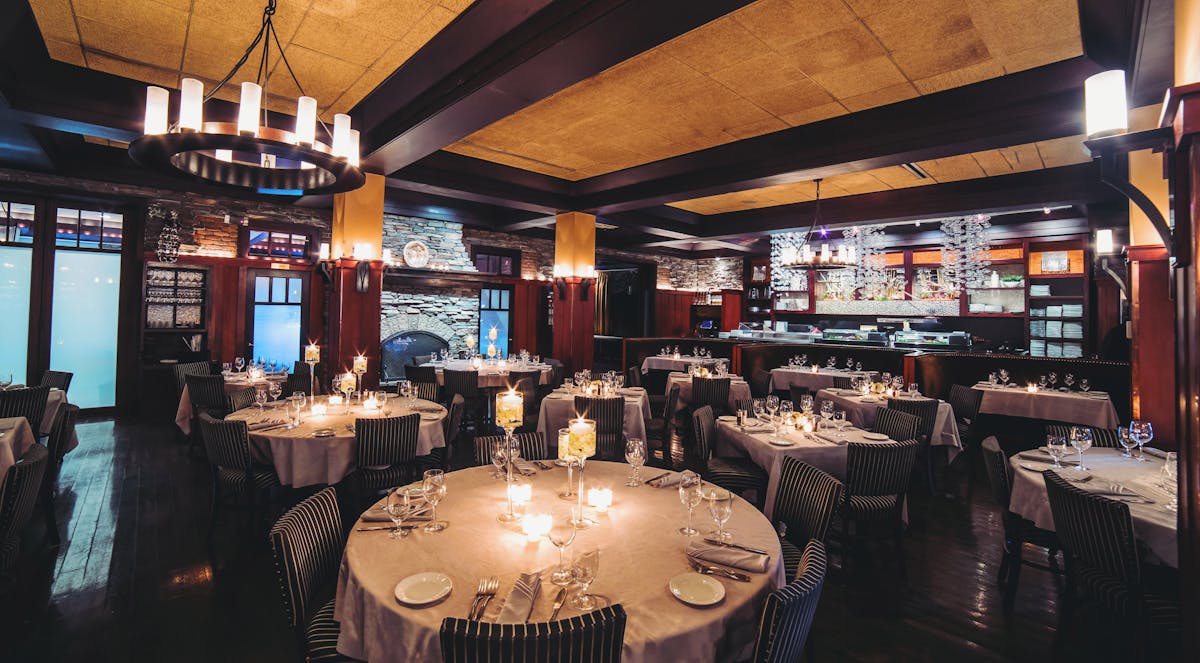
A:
381 330 450 382
380 285 480 380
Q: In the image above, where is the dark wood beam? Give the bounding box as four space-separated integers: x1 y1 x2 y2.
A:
389 150 570 214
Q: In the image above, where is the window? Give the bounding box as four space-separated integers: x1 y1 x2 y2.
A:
247 228 311 259
0 201 35 245
0 201 35 384
479 287 512 358
471 246 520 276
54 207 123 250
249 270 306 369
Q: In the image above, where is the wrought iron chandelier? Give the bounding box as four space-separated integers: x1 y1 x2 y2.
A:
128 0 365 196
775 179 856 270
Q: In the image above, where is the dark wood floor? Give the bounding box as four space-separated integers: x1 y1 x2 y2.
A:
0 417 1162 662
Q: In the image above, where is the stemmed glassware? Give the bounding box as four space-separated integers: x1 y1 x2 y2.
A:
1045 435 1068 469
1038 375 1048 389
846 357 855 370
799 394 814 414
1064 373 1075 390
706 486 734 542
987 372 998 385
398 380 412 407
268 380 282 404
422 469 447 532
826 357 837 369
751 399 766 423
765 395 780 424
855 362 863 372
490 438 509 479
1069 426 1092 471
569 548 600 610
234 356 246 372
678 471 703 536
625 438 646 487
1079 378 1092 393
999 369 1010 386
385 487 419 539
1118 427 1137 459
548 509 577 585
1130 420 1154 461
0 374 12 390
255 388 268 413
1047 372 1058 390
833 409 847 431
798 354 807 367
907 383 919 397
1162 452 1178 512
820 401 834 429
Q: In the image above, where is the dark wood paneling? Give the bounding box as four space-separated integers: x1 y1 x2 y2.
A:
552 280 593 373
1128 246 1175 445
720 290 743 332
653 290 693 337
511 280 543 356
326 260 384 388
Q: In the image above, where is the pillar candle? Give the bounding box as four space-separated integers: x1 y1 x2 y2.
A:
496 389 523 429
353 355 368 373
304 343 320 363
567 418 596 459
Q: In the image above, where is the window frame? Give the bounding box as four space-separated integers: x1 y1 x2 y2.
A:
469 245 521 276
238 219 321 263
243 268 310 366
478 285 514 358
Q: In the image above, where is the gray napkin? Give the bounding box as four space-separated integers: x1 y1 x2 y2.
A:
248 418 288 431
1018 451 1079 466
361 503 431 523
1141 447 1168 459
685 541 769 573
648 471 683 488
496 572 542 623
512 459 538 476
815 432 850 445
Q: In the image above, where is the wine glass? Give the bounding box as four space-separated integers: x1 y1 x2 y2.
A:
881 372 892 385
1079 378 1091 393
490 438 509 479
706 486 734 543
678 471 703 536
569 548 600 610
846 357 855 370
999 369 1010 385
798 354 807 366
855 362 863 372
833 409 847 430
779 400 794 427
1047 372 1058 389
625 438 647 487
1045 435 1068 469
1117 427 1137 459
268 380 282 403
254 388 268 413
1038 375 1047 389
1069 426 1092 471
820 401 834 428
234 357 246 372
987 372 998 385
752 399 766 423
907 383 919 397
547 509 577 585
221 362 232 375
1130 420 1153 462
421 469 447 532
1064 373 1075 390
826 357 837 369
385 487 412 539
1162 452 1178 512
765 395 780 423
792 394 809 415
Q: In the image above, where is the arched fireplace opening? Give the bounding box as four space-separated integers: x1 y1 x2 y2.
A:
381 330 450 383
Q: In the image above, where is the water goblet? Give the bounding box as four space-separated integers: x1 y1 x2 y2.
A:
1045 435 1068 468
221 363 232 374
490 438 509 479
826 357 837 369
988 372 998 385
799 394 813 414
751 399 766 422
1130 420 1153 462
1069 426 1092 471
255 388 268 413
833 409 847 430
855 362 863 372
881 372 892 385
846 357 855 370
384 487 412 539
820 401 834 427
569 548 600 610
705 486 734 542
999 369 1010 385
1038 375 1047 389
422 469 448 532
268 380 282 403
1117 427 1137 459
548 509 577 585
1079 378 1091 393
1047 372 1058 389
779 400 794 425
907 383 919 397
798 354 807 366
625 438 647 487
678 471 703 536
0 374 12 390
765 395 780 422
234 356 245 372
1064 373 1076 390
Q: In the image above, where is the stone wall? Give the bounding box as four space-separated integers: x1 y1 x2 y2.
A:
383 215 476 271
381 286 479 357
462 227 554 280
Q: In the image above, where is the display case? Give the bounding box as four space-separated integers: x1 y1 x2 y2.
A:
892 330 972 351
1027 239 1088 357
966 263 1026 315
145 265 208 329
773 291 809 312
819 329 890 346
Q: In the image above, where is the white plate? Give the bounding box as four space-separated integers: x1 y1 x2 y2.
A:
394 572 453 607
669 572 725 607
717 415 737 422
768 438 793 447
859 397 882 404
862 432 890 441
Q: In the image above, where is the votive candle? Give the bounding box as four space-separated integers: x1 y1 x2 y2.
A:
311 403 328 416
496 389 523 430
353 354 368 374
328 395 344 406
587 487 613 513
521 513 551 542
304 343 320 363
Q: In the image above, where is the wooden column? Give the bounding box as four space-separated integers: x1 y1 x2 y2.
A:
552 212 596 374
1127 246 1176 445
328 174 385 387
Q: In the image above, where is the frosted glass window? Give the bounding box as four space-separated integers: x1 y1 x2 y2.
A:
287 278 302 303
271 277 286 302
479 287 512 358
252 305 301 367
255 276 270 302
0 246 31 385
50 250 121 408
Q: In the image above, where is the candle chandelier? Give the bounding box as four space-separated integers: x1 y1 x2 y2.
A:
128 0 365 196
776 179 856 270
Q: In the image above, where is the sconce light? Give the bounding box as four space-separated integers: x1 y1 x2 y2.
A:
1084 70 1128 139
552 263 595 300
318 242 331 261
1096 228 1115 255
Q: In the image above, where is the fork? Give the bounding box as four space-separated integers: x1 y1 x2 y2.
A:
467 578 488 620
471 577 499 620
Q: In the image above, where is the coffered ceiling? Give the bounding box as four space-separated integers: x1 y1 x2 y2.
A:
27 0 473 115
444 0 1082 180
668 133 1091 215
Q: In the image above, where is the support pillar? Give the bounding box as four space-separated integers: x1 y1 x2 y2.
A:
327 173 385 389
552 212 596 374
1127 245 1175 444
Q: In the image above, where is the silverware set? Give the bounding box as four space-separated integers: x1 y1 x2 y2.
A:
468 577 499 620
549 587 566 621
702 538 769 555
688 558 750 582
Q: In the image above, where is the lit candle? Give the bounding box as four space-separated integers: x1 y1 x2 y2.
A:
801 417 815 434
520 513 552 542
339 372 357 394
353 354 368 374
673 351 682 360
508 482 532 506
811 364 819 373
496 389 523 430
362 395 379 411
328 395 343 406
488 326 499 342
310 403 328 416
587 487 613 513
1027 383 1038 393
885 387 895 398
304 343 320 363
568 418 597 460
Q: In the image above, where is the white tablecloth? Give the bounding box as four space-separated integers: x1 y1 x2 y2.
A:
973 383 1120 428
537 388 652 446
424 361 553 389
768 368 877 393
225 397 447 488
175 374 287 435
0 417 36 482
641 356 728 374
666 373 752 415
716 420 897 520
335 461 784 662
1008 448 1176 567
816 389 962 461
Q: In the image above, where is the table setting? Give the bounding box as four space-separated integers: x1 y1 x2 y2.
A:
174 369 289 434
971 371 1119 428
665 372 752 415
334 461 783 662
767 356 879 393
815 387 963 458
640 347 729 375
421 356 553 388
537 383 652 447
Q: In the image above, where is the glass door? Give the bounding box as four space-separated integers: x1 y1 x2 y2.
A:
479 287 512 359
247 269 307 370
0 201 36 386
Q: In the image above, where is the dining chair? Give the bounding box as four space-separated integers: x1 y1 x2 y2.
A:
268 487 362 663
885 397 940 493
472 432 547 466
788 385 812 407
750 368 772 398
692 376 732 416
414 381 440 403
282 372 309 398
750 540 827 663
0 385 49 435
837 440 919 577
980 436 1060 611
40 403 79 545
439 604 627 663
186 374 231 418
444 369 484 431
573 395 626 461
831 375 854 390
1042 470 1179 649
226 386 257 413
771 458 843 582
198 414 280 543
1045 424 1122 449
38 370 73 395
870 408 919 444
405 364 438 386
352 413 422 498
171 360 211 396
0 444 48 576
947 384 985 498
645 385 680 468
691 406 768 507
624 366 641 388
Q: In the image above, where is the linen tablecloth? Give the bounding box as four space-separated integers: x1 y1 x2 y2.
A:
972 383 1120 428
815 389 962 461
0 417 36 482
175 375 285 435
768 368 878 393
640 356 728 374
1008 448 1176 567
666 373 752 415
423 360 552 389
226 397 447 488
335 461 784 662
537 388 652 446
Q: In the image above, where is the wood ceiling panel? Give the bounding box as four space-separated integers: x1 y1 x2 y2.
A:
27 0 473 116
446 0 1082 179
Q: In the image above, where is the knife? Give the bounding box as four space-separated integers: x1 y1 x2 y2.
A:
689 559 751 582
703 537 769 556
355 524 418 532
645 472 671 485
549 587 566 621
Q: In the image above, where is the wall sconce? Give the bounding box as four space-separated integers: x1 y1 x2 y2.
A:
552 263 594 300
1096 228 1115 255
318 242 331 260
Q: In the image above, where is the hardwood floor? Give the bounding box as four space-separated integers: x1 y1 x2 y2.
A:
0 417 1169 662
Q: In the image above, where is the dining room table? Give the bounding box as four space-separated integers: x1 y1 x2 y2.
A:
815 388 963 460
768 367 878 393
225 396 447 488
972 382 1120 428
640 355 728 375
174 371 289 435
421 359 553 388
1007 446 1177 567
0 417 36 480
334 460 785 662
6 385 78 451
666 372 752 415
537 386 652 447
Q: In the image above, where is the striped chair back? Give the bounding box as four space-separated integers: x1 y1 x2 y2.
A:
734 397 755 413
691 405 717 461
172 361 211 395
1045 424 1122 449
406 364 438 384
226 386 257 413
772 457 843 544
0 386 49 433
947 384 982 424
185 374 229 415
472 432 547 466
1042 470 1140 595
355 414 421 468
663 385 681 421
443 394 465 448
846 440 919 499
268 487 345 629
831 375 854 390
885 397 938 443
46 403 80 471
444 369 480 401
282 373 308 398
39 370 74 394
439 604 627 663
870 408 919 443
198 413 253 471
750 540 827 663
788 385 812 405
692 377 731 412
0 444 49 572
625 366 641 388
414 382 440 402
574 396 626 461
980 436 1013 509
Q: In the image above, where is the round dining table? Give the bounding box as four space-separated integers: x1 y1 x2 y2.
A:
422 360 553 388
226 396 447 488
335 461 785 662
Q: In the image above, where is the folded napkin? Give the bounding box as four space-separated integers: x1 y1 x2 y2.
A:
686 541 769 574
360 504 432 522
815 432 850 446
496 572 542 623
1017 451 1079 466
647 471 684 488
248 418 288 431
513 459 538 476
1141 447 1169 460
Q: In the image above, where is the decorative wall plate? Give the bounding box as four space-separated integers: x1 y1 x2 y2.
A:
403 240 431 268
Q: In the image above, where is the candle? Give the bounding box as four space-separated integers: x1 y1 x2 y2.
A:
567 418 597 459
339 372 357 394
328 395 343 406
310 403 328 416
673 351 681 360
488 326 499 342
304 343 320 363
885 387 895 398
520 513 551 542
362 396 379 411
587 487 613 513
801 417 814 433
1026 383 1038 393
508 482 532 506
811 365 819 373
353 354 367 374
496 389 523 430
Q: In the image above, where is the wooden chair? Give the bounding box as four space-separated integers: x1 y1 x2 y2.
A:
472 432 547 466
691 406 768 507
692 376 732 416
38 370 73 395
352 414 422 497
831 375 854 390
750 540 827 663
886 397 940 493
198 414 280 542
837 440 919 577
439 605 627 663
40 403 79 545
0 444 48 575
645 385 680 468
268 487 363 663
771 458 843 582
1045 424 1123 449
443 369 484 431
573 396 626 461
405 364 438 386
0 386 49 435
